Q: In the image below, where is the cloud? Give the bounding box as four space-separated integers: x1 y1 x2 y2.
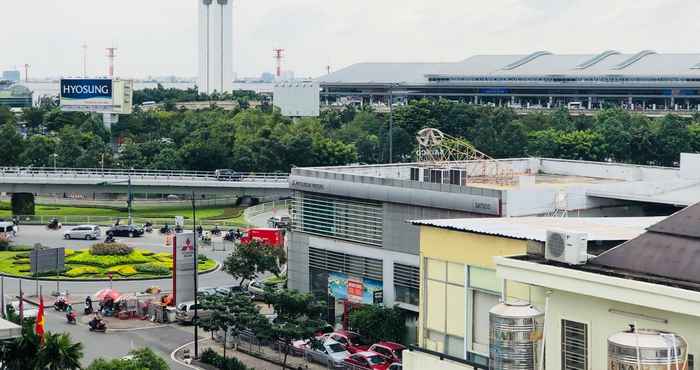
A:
1 0 700 79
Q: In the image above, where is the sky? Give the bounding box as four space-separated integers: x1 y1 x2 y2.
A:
2 0 699 79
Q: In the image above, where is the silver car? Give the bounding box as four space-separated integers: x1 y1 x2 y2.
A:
304 339 350 368
64 225 101 240
175 301 212 324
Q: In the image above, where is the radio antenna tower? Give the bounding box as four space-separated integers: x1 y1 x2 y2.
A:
23 64 30 82
106 47 117 77
273 48 285 78
82 43 88 77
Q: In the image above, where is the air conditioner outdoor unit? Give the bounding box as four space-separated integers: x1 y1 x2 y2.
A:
545 230 588 265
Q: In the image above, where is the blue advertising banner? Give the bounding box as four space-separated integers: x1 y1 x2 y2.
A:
328 271 383 305
60 79 112 100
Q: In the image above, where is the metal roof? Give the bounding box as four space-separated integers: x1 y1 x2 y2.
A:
593 202 700 284
586 180 700 206
317 52 700 85
410 217 663 242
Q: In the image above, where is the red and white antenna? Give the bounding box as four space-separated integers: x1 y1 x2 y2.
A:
106 47 117 77
273 48 285 78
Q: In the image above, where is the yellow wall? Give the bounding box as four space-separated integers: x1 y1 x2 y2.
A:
420 226 528 269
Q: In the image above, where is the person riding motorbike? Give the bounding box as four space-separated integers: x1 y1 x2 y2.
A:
54 296 68 311
84 296 94 315
88 314 106 331
144 221 153 233
66 304 76 324
160 224 171 234
47 218 61 230
104 234 116 244
211 225 221 236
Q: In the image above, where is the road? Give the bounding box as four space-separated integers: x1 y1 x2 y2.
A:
5 225 240 368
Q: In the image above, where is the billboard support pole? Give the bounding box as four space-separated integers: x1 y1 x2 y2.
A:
192 191 199 359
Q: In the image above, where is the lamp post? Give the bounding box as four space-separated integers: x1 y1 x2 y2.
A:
192 191 199 359
98 174 133 225
51 153 58 170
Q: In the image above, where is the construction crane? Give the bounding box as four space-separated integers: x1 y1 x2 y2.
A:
273 48 284 78
415 128 517 185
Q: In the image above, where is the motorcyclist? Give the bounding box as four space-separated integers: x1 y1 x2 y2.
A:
196 225 203 237
89 314 105 331
104 234 115 243
66 304 76 323
84 296 93 314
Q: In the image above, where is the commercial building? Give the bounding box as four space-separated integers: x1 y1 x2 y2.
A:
0 83 32 108
402 216 660 370
2 70 20 83
198 0 233 94
495 202 700 369
318 51 700 114
287 154 700 341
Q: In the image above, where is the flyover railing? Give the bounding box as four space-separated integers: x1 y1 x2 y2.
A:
12 215 249 228
0 167 289 182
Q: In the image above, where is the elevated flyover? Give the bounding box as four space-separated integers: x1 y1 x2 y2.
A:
0 167 291 200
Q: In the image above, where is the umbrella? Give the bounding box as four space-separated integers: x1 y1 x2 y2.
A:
94 288 121 301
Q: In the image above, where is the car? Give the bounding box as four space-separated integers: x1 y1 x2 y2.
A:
325 330 370 354
246 280 268 300
368 342 406 364
175 301 211 324
106 224 144 238
215 169 243 182
64 225 101 240
342 351 391 370
304 339 350 368
387 363 402 370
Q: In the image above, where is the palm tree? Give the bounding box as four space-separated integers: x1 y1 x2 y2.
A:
36 332 83 370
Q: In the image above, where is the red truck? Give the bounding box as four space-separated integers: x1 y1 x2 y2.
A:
240 228 284 247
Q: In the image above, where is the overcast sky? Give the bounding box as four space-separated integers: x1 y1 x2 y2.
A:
2 0 698 79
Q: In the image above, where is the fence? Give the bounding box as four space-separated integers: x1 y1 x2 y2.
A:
0 167 289 182
243 199 292 221
12 215 249 228
21 196 241 208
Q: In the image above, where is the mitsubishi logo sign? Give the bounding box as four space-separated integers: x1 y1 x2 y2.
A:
182 238 194 252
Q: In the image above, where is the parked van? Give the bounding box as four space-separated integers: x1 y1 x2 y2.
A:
175 301 211 324
0 222 16 240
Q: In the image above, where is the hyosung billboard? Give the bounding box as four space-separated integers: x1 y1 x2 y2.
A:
60 78 133 114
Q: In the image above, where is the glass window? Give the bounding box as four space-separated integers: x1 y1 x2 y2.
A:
394 285 418 306
446 285 465 337
447 263 464 286
427 259 446 281
447 335 464 358
426 280 446 332
472 290 499 354
469 266 500 293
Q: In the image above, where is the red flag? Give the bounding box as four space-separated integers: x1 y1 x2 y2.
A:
35 295 45 342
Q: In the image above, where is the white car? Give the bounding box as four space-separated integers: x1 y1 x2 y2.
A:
304 339 350 368
64 225 101 240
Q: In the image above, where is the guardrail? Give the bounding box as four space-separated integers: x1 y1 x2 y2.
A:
12 215 249 228
243 199 292 221
0 167 289 182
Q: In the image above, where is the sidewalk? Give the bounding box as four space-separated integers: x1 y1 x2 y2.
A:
175 338 326 370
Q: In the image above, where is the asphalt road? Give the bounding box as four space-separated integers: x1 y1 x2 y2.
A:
5 225 241 369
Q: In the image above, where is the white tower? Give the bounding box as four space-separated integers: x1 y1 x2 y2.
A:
198 0 233 94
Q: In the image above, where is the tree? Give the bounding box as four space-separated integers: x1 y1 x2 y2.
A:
36 332 84 370
19 135 56 167
265 289 326 369
0 316 40 370
0 123 25 166
0 107 15 126
348 305 406 345
223 240 287 285
86 348 168 370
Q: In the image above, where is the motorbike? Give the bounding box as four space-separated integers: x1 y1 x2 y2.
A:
53 297 68 312
47 218 62 230
144 222 153 233
210 226 222 236
104 234 116 244
223 230 236 242
66 311 77 324
174 225 183 233
160 225 172 234
88 318 107 333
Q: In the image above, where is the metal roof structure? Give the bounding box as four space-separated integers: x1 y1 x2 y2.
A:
593 202 700 284
410 217 663 242
318 52 700 85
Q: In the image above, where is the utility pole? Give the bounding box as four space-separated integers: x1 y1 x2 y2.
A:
389 88 394 163
23 64 29 82
273 48 285 78
192 192 199 359
82 43 88 77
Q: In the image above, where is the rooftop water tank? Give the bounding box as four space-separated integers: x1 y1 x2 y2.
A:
608 326 687 370
489 302 544 370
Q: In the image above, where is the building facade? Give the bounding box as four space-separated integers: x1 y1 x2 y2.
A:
198 0 233 94
0 84 32 108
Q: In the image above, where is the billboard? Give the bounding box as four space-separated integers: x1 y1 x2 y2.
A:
60 78 133 114
273 81 320 117
173 232 196 305
328 271 383 305
30 247 65 274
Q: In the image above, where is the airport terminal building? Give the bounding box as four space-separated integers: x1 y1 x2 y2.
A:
319 51 700 114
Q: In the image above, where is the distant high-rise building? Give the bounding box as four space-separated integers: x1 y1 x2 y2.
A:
2 70 20 83
198 0 233 94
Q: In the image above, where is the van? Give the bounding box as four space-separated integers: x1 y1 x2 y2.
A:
64 225 101 240
175 301 211 324
0 222 16 240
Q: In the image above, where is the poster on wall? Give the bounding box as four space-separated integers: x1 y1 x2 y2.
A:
328 271 383 305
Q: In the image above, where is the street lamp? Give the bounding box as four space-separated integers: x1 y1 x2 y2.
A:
97 174 133 225
51 153 58 170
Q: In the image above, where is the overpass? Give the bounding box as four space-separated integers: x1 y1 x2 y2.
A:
0 167 291 201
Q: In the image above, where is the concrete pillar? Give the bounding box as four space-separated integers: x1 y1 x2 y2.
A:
382 258 395 306
588 97 592 110
628 96 633 109
548 96 553 108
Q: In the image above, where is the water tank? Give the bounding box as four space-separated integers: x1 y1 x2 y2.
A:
608 327 688 370
489 302 544 370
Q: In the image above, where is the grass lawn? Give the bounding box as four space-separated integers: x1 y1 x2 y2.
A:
0 202 248 225
0 248 218 280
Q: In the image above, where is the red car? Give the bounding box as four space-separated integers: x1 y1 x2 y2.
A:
369 342 406 364
325 330 370 354
342 351 391 370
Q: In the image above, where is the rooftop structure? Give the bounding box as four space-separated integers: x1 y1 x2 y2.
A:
318 51 700 114
0 84 32 108
198 0 233 94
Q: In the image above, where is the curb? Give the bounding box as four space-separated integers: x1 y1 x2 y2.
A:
171 339 208 370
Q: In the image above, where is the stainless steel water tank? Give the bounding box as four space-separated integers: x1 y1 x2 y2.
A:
608 327 687 370
489 302 544 370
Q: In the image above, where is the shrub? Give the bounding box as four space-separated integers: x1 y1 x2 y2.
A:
0 237 10 251
66 250 151 267
14 252 29 259
106 265 138 277
134 263 170 275
197 254 208 262
140 250 154 256
90 243 133 256
64 249 76 257
65 266 102 277
8 245 33 252
18 267 30 273
200 348 251 370
12 259 29 265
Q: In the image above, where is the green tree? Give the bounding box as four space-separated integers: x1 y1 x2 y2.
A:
21 107 46 131
349 305 406 344
36 332 84 370
86 348 169 370
0 317 40 370
0 107 15 126
19 135 56 167
265 289 326 369
223 241 287 285
0 123 25 165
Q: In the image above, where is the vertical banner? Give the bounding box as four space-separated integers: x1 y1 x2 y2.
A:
173 232 196 305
